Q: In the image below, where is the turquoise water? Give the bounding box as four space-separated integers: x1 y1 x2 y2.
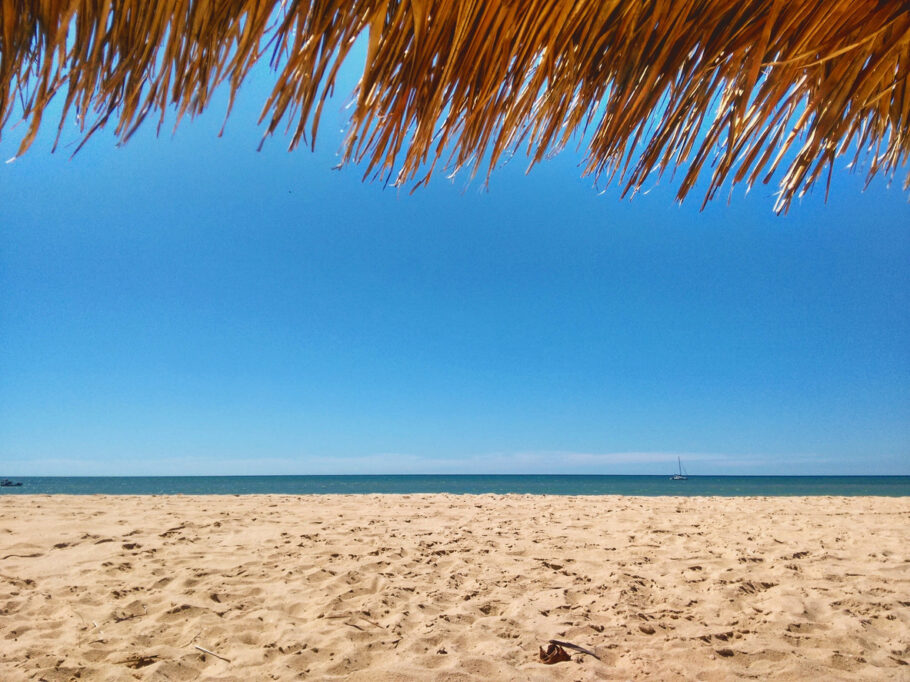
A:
0 475 908 496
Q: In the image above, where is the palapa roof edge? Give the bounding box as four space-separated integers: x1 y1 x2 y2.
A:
1 0 909 212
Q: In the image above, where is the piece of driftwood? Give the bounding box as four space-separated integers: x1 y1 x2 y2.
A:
356 615 386 630
327 611 385 629
549 639 601 660
194 645 231 663
117 654 159 670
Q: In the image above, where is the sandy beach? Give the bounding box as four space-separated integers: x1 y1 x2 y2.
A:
0 494 907 680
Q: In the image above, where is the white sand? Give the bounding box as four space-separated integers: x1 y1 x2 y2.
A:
0 494 907 680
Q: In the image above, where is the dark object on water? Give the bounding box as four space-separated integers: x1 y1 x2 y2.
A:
539 643 572 664
0 479 23 487
670 456 688 481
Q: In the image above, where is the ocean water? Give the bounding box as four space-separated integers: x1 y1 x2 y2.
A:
0 475 908 496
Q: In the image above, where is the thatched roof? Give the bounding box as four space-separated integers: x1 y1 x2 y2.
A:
2 1 908 211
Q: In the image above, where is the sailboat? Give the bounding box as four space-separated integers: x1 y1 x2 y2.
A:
670 457 687 481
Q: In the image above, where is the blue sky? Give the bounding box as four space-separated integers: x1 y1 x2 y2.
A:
1 47 908 476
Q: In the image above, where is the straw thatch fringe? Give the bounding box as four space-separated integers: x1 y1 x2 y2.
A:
2 0 908 211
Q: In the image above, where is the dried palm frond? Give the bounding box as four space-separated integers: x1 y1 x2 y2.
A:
2 0 908 211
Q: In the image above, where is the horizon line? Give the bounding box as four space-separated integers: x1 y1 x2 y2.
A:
5 472 909 478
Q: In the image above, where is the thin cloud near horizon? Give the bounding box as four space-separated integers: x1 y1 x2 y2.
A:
1 450 881 477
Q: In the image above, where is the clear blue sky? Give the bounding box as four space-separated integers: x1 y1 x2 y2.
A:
1 47 908 476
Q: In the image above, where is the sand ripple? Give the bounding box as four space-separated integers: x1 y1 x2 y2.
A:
0 494 907 680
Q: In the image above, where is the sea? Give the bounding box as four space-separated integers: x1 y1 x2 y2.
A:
0 475 908 496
